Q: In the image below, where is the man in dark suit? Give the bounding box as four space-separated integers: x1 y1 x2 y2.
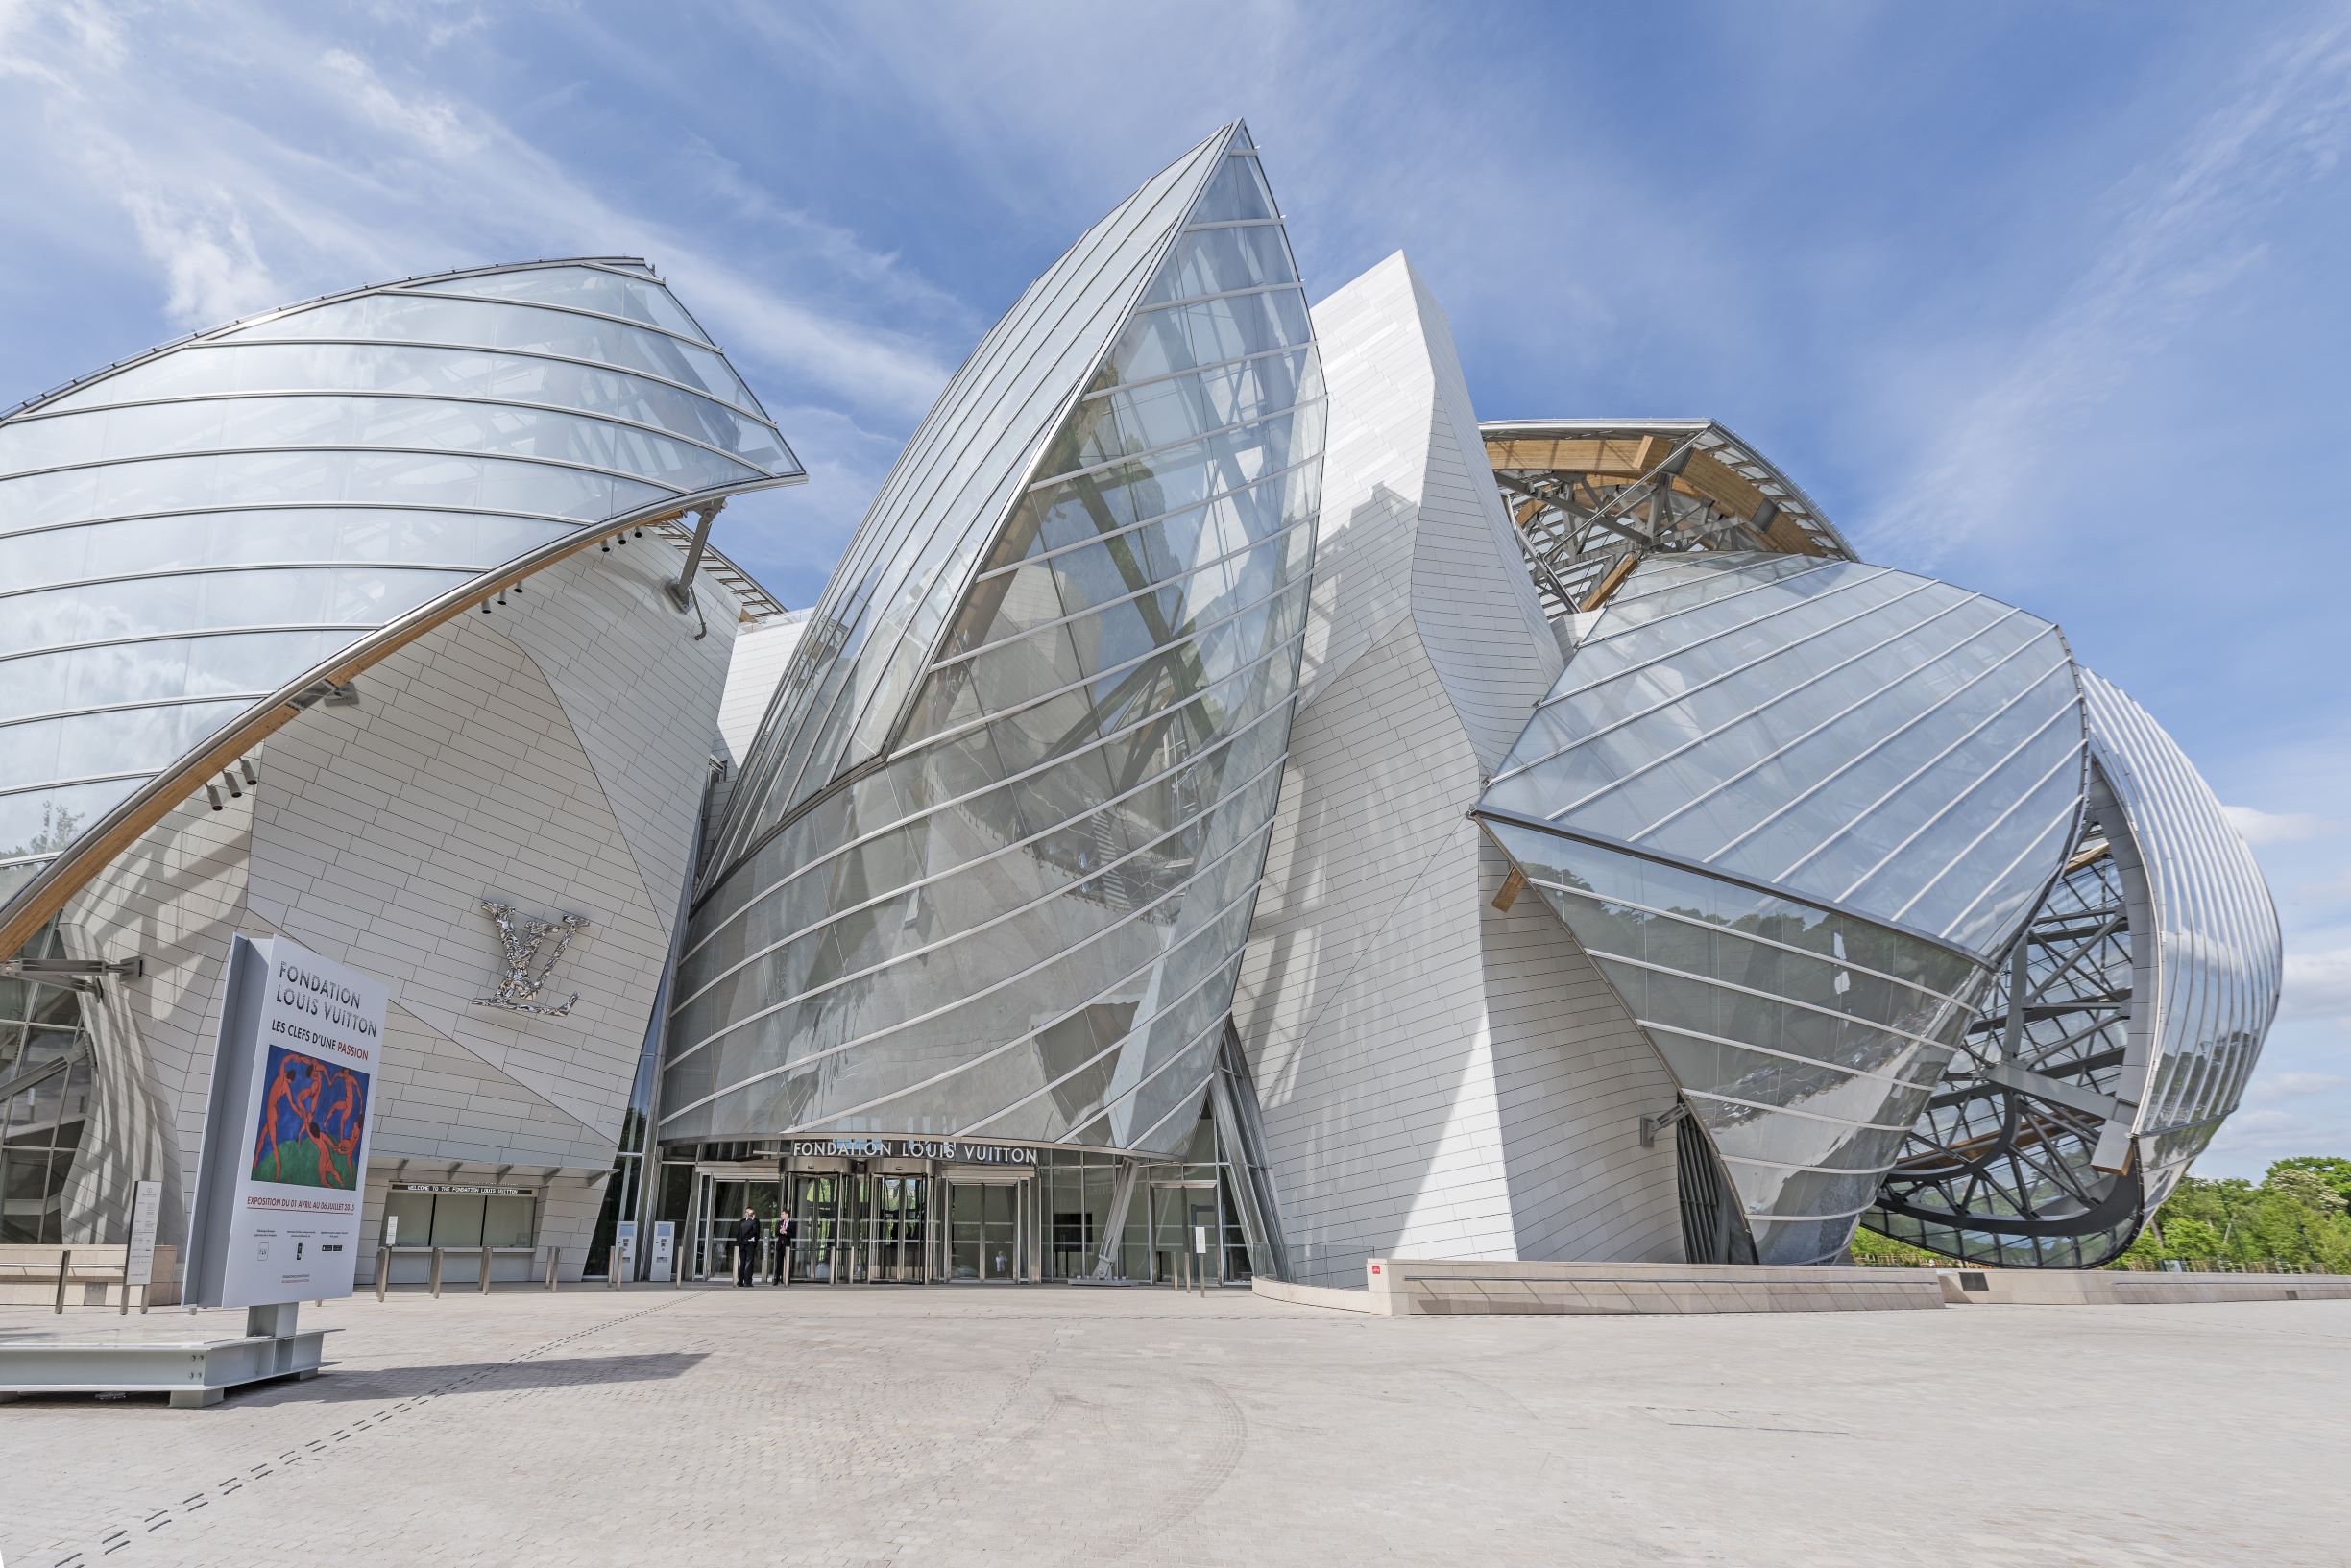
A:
772 1209 795 1285
732 1208 761 1287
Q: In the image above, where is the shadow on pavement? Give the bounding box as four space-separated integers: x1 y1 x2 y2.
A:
250 1349 712 1403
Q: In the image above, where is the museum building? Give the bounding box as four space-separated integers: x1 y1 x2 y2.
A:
0 123 2280 1298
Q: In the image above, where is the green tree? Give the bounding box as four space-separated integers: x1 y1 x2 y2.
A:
2268 1158 2351 1212
2155 1215 2224 1262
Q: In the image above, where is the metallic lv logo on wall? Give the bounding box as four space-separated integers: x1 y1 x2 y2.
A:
474 900 590 1016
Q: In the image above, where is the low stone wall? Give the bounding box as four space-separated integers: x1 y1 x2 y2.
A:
1250 1260 2351 1316
0 1244 180 1308
1252 1260 1947 1315
1940 1268 2351 1306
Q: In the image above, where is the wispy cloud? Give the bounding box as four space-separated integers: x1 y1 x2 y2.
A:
114 183 280 328
2245 1070 2350 1101
2225 804 2333 845
1857 13 2351 567
2282 944 2351 1023
0 7 957 421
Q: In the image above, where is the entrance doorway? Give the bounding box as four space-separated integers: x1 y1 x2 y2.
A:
945 1179 1027 1282
785 1168 932 1284
693 1168 783 1282
1148 1179 1222 1286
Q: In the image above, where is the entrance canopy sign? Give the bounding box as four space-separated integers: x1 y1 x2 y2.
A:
787 1137 1039 1166
185 934 387 1310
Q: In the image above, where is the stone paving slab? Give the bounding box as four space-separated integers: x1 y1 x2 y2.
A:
2 1284 2345 1566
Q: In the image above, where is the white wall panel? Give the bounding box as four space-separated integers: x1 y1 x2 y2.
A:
1234 253 1680 1283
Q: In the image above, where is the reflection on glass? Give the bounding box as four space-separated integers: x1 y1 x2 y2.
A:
669 127 1319 1158
0 258 798 880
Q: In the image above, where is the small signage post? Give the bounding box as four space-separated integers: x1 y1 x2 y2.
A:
120 1179 163 1315
612 1220 637 1290
649 1220 676 1283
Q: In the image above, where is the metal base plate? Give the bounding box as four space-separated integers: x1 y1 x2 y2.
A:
0 1325 335 1406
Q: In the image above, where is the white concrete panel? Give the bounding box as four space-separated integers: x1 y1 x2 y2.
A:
715 616 810 768
1234 253 1680 1282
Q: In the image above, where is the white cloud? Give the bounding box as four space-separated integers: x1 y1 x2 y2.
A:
2243 1069 2351 1101
2207 1104 2343 1159
0 6 957 422
114 184 281 329
2224 804 2330 844
319 47 483 157
2281 945 2351 1022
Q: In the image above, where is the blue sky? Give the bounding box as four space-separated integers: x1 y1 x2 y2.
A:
4 1 2347 1176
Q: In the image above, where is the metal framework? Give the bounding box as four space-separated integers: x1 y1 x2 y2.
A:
1480 420 1855 620
1870 813 2145 1266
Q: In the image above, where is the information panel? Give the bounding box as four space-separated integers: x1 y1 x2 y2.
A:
123 1179 164 1290
185 934 387 1309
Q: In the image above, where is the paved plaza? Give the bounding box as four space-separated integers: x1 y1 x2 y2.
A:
3 1285 2345 1567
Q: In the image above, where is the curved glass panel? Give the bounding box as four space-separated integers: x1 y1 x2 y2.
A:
667 124 1321 1158
2083 670 2282 1155
1862 673 2279 1267
1483 818 1991 1264
1480 552 2086 961
704 127 1240 875
0 259 798 887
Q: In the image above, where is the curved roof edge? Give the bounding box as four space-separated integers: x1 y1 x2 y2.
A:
0 473 793 958
2 256 787 429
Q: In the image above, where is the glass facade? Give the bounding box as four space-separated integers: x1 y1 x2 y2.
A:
1480 552 2087 961
1865 671 2284 1265
1484 820 1987 1264
0 257 802 880
664 122 1321 1160
0 920 94 1243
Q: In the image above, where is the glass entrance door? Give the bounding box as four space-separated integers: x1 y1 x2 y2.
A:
703 1178 780 1281
870 1173 929 1283
788 1171 857 1283
787 1169 932 1283
947 1179 1028 1282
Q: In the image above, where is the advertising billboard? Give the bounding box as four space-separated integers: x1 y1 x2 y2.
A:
184 934 387 1309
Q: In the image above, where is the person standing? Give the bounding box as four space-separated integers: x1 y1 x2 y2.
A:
772 1208 795 1285
732 1207 761 1287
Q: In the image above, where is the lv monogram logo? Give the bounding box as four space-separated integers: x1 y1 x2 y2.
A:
474 900 590 1016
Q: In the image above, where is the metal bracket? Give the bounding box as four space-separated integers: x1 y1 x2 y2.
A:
1638 1100 1690 1148
665 499 726 612
289 678 359 711
4 955 144 979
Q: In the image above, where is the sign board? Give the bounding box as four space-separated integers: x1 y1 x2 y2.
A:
1193 1225 1208 1255
384 1213 400 1248
786 1136 1039 1166
648 1219 675 1282
123 1179 164 1289
184 934 387 1310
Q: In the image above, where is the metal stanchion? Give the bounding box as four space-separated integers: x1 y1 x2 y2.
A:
429 1246 446 1298
478 1246 494 1295
54 1249 72 1314
376 1246 390 1302
545 1247 560 1291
